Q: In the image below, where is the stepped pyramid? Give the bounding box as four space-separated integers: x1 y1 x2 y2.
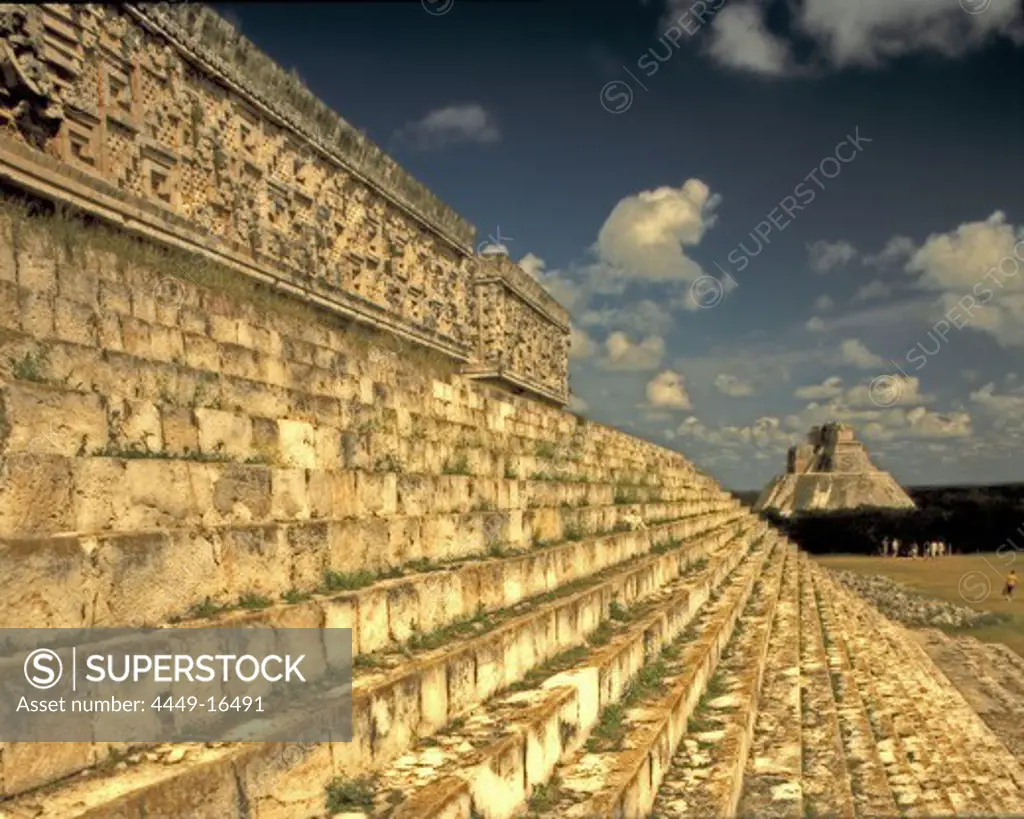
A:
0 5 1021 817
754 421 917 517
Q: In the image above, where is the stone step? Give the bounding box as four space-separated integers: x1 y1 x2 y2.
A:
637 542 788 818
792 553 856 818
736 544 803 818
364 528 775 819
0 518 766 809
809 565 905 816
1 499 743 630
0 446 722 538
821 569 1024 815
0 358 705 485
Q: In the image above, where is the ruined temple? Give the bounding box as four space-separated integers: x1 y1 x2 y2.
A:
754 421 917 517
0 5 1020 817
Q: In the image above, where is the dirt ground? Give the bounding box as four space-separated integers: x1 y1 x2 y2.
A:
813 552 1024 656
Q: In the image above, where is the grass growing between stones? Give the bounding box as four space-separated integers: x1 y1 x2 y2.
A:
325 775 376 814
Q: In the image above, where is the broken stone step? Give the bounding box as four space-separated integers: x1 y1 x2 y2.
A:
792 554 856 818
0 491 744 629
588 541 788 819
824 571 1024 815
0 523 766 814
737 547 804 819
0 515 760 800
812 567 950 817
374 531 777 819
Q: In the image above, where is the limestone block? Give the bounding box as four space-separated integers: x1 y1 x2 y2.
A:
92 528 221 625
211 464 273 523
1 742 96 799
122 460 195 529
314 426 340 469
110 397 163 453
208 313 238 344
307 469 335 518
0 535 96 628
221 342 261 380
384 516 423 565
0 281 19 331
0 454 75 536
325 518 374 575
69 458 131 533
119 315 152 358
15 233 57 294
149 324 185 362
195 407 252 459
220 524 291 599
183 332 221 371
2 383 107 456
130 289 158 324
278 419 317 468
271 468 310 521
355 471 397 517
98 279 132 314
18 290 54 338
161 406 199 455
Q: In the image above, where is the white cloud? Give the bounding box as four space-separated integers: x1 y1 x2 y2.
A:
843 374 934 407
807 239 858 273
813 294 835 312
905 211 1024 346
570 326 598 359
864 235 916 268
677 415 797 450
578 299 675 336
806 316 826 333
714 373 755 397
838 338 884 369
704 3 791 76
794 375 844 400
646 370 692 409
801 297 936 334
595 179 721 283
851 279 893 303
691 0 1024 77
601 332 665 371
393 104 500 150
970 382 1024 428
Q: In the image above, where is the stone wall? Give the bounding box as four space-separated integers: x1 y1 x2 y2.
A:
0 2 569 403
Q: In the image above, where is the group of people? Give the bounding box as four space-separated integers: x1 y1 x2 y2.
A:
879 537 950 558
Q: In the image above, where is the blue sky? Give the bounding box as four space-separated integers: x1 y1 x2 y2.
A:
218 0 1024 491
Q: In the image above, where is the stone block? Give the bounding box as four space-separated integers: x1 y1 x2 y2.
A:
278 419 317 468
2 383 107 456
18 290 54 338
271 468 310 520
0 453 75 536
195 407 252 459
220 523 291 599
161 406 199 455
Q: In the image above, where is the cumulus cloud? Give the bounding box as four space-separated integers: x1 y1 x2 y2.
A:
687 0 1024 77
714 373 755 397
904 211 1024 346
864 235 916 269
851 279 893 303
595 179 721 283
578 299 675 337
838 338 885 369
392 104 500 150
677 415 797 450
570 326 598 359
813 294 835 312
646 370 692 409
806 316 827 333
600 332 665 371
969 382 1024 429
807 239 858 273
794 375 844 400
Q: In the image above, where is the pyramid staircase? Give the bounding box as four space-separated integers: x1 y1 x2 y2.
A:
1 209 1022 818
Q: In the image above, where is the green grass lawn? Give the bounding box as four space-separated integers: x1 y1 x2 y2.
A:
813 552 1024 657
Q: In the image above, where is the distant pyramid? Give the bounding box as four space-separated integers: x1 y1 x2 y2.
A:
753 421 916 517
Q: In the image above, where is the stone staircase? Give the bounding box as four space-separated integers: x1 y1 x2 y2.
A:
2 207 1023 817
